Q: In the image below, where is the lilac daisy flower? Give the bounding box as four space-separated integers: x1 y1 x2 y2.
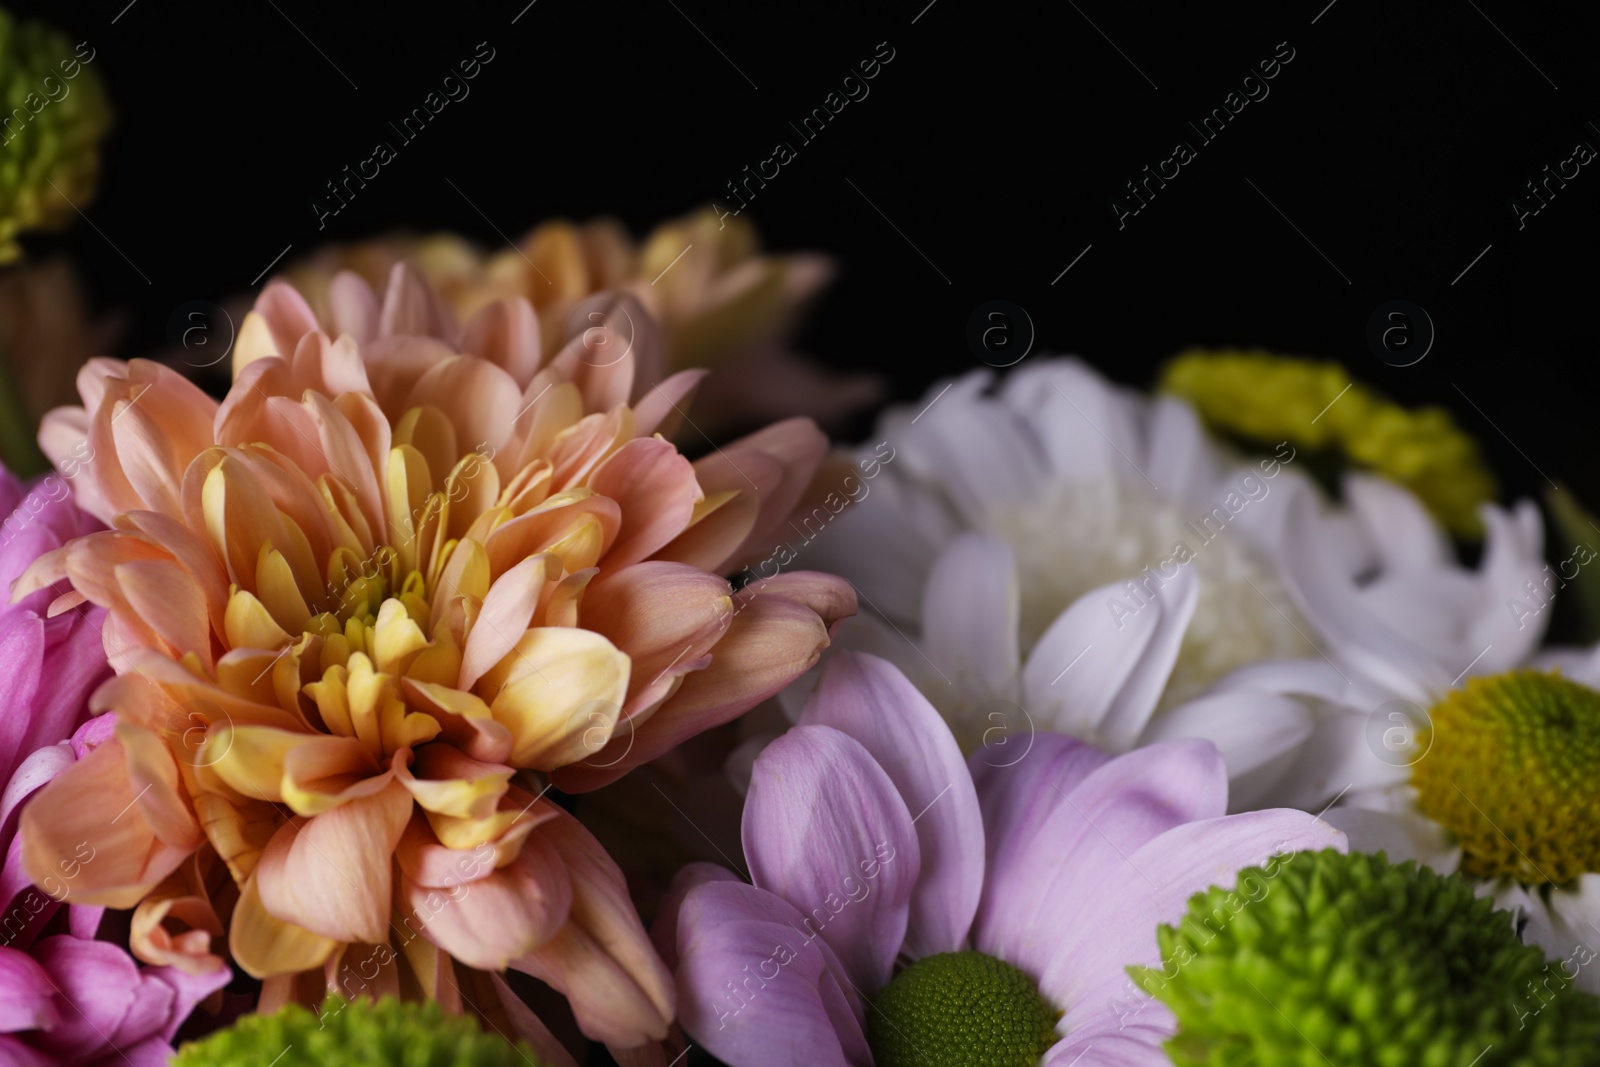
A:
660 652 1345 1066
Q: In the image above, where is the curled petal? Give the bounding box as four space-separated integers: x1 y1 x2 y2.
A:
556 586 832 791
513 808 674 1047
479 627 630 770
398 817 572 971
21 727 200 909
254 779 410 944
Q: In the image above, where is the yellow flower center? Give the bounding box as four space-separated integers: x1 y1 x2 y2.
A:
1412 670 1600 886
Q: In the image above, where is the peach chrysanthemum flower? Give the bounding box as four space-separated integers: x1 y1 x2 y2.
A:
14 265 854 1055
278 207 881 431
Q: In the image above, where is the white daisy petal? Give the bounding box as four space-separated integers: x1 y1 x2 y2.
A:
921 533 1021 709
1319 804 1461 874
1138 690 1314 783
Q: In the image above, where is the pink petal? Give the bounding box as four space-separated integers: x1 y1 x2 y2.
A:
800 653 982 959
0 946 60 1033
1042 1028 1174 1066
676 880 868 1067
742 725 918 992
143 963 230 1043
0 1035 54 1066
0 613 45 783
1048 808 1347 1029
652 863 740 973
28 937 139 1060
970 740 1214 974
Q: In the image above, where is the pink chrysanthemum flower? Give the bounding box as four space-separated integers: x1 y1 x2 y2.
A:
661 653 1344 1066
14 267 853 1054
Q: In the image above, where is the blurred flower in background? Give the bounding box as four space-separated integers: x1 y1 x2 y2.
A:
1161 349 1496 538
0 8 111 265
0 259 119 475
0 7 115 477
277 207 882 432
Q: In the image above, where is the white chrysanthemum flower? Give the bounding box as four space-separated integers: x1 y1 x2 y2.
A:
799 358 1546 811
1204 484 1600 989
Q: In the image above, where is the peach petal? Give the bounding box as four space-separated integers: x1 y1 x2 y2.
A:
113 511 231 640
480 627 629 770
400 822 571 971
697 416 828 564
482 491 620 577
393 746 512 820
401 680 512 765
459 553 557 691
327 270 381 343
631 369 708 439
512 808 673 1046
586 438 701 569
553 592 832 792
378 263 454 341
736 569 858 635
652 487 760 573
580 563 732 719
461 297 542 387
256 280 322 361
546 316 637 414
129 859 227 976
363 336 459 417
282 736 389 816
20 730 199 909
230 874 338 980
406 357 523 460
255 778 411 944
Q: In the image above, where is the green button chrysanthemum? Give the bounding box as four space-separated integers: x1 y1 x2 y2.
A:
1160 349 1496 537
0 7 111 263
172 996 551 1067
1134 850 1600 1067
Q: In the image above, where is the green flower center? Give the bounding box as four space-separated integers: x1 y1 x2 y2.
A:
868 951 1060 1067
1413 670 1600 886
1137 849 1600 1066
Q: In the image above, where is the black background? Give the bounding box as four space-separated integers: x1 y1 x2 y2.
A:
10 0 1599 507
6 0 1600 1057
